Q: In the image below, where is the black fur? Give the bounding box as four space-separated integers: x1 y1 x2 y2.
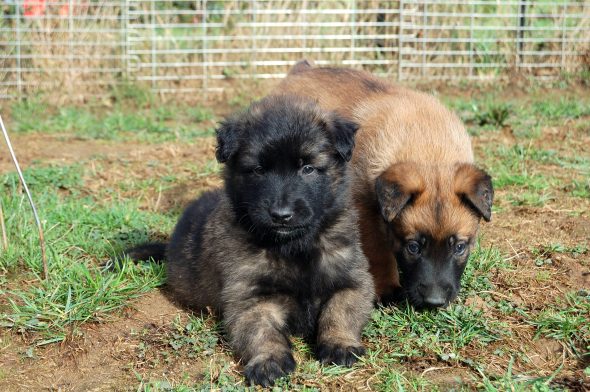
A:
126 95 375 386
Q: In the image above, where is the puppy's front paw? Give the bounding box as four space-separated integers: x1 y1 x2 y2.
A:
244 352 296 387
316 343 365 367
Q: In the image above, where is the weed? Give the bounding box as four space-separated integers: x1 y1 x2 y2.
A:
473 102 512 127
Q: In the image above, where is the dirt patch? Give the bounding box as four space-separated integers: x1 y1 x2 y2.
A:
0 291 194 391
0 134 135 173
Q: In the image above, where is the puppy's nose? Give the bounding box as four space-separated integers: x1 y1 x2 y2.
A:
423 294 446 308
269 206 294 223
418 283 448 308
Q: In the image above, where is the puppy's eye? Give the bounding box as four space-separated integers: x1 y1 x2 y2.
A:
253 166 265 175
406 241 421 255
301 165 315 175
455 242 467 255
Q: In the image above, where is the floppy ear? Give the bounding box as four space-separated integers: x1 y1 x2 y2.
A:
454 163 494 222
327 114 359 162
215 119 241 163
375 162 424 221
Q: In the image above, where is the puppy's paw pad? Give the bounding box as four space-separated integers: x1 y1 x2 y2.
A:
317 343 365 367
244 352 296 387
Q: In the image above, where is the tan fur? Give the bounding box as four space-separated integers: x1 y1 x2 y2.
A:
274 62 491 300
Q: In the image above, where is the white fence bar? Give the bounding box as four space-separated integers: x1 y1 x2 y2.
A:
0 0 588 99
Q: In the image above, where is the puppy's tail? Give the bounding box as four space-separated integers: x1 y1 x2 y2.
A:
104 242 167 271
125 242 167 263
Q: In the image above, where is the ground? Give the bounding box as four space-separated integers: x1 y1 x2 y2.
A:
0 79 589 391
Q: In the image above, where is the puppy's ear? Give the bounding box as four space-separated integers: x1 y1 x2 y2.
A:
215 119 241 163
288 59 314 75
454 163 494 222
327 114 359 162
375 163 424 221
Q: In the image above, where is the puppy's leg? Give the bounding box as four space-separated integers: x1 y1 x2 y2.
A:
225 300 295 387
316 285 373 367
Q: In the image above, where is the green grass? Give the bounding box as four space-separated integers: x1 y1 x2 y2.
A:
366 302 506 360
2 85 589 389
0 164 169 344
531 98 590 122
529 292 590 358
9 105 216 143
7 89 217 143
476 357 561 391
483 144 553 192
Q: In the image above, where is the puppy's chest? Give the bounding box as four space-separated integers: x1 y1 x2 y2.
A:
257 259 336 299
256 252 355 334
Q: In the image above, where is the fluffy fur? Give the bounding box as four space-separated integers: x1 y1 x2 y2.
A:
274 62 494 308
127 95 375 386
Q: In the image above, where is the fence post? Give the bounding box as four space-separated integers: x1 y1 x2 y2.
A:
517 0 526 69
202 0 208 97
251 0 257 77
421 0 426 78
122 0 129 80
398 0 404 81
469 1 475 78
561 1 568 70
15 0 22 98
151 0 156 90
68 0 74 94
351 0 356 65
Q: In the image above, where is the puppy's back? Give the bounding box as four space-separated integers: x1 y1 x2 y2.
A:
276 64 473 192
276 65 391 115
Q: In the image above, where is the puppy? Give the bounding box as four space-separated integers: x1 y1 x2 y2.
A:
275 61 494 308
127 95 375 386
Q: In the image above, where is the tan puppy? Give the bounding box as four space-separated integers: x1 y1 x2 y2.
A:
274 61 493 308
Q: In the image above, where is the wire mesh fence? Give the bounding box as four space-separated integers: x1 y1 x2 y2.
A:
1 0 589 99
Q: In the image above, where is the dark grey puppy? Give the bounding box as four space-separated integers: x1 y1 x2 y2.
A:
127 95 375 387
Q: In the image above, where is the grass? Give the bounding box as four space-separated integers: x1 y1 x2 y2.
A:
7 88 217 143
0 164 169 344
529 292 590 358
1 84 589 389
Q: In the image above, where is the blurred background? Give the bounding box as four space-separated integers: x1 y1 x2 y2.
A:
1 0 589 100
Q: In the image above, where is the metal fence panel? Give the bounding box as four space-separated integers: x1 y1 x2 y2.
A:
1 0 589 99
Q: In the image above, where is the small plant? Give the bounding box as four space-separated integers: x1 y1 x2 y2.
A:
473 103 512 127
